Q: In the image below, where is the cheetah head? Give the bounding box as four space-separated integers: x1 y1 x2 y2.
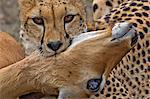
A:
18 0 93 56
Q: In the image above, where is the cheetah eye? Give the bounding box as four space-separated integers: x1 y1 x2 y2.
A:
87 78 101 92
64 15 75 23
32 17 44 25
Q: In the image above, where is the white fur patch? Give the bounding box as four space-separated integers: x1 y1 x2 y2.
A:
68 31 103 50
100 75 106 91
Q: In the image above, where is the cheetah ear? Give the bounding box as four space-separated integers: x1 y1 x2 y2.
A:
18 0 35 11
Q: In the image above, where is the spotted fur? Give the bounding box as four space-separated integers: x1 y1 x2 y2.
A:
93 0 130 20
91 0 150 98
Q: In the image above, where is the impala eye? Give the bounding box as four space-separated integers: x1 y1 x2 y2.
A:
32 17 44 25
87 79 101 93
64 15 75 23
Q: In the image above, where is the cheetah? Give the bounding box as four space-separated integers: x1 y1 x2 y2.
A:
90 0 150 98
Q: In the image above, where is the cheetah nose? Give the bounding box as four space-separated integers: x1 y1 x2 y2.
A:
47 41 63 51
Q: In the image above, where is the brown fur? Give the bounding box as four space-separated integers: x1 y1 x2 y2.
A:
18 0 94 98
0 32 25 69
0 28 135 99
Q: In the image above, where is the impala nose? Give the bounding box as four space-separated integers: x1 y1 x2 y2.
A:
47 41 63 51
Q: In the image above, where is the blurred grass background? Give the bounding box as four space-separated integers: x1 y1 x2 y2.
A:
0 0 20 40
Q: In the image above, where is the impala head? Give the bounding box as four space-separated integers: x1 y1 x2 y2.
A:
56 22 138 98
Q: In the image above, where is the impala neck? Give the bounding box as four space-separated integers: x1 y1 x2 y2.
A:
0 52 41 99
